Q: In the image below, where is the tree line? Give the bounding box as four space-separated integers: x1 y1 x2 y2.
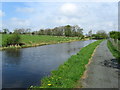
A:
1 25 84 37
91 30 108 39
1 24 119 47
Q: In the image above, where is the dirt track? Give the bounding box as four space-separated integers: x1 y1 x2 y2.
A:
81 40 119 88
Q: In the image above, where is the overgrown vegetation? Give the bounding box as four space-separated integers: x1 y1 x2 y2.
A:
109 31 120 52
107 40 120 63
2 34 20 47
109 31 120 40
31 40 103 89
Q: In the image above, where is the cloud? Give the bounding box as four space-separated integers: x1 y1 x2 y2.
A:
0 10 5 17
16 7 34 13
11 17 30 26
54 16 80 26
60 3 78 16
1 0 119 2
4 17 31 29
2 2 118 34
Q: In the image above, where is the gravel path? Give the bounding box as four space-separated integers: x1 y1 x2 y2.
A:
81 40 119 88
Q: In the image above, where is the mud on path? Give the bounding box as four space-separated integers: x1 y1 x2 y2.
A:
80 40 119 88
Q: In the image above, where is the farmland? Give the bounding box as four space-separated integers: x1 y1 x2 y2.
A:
1 34 83 50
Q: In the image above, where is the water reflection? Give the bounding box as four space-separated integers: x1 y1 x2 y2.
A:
5 49 21 58
2 40 96 88
2 49 21 66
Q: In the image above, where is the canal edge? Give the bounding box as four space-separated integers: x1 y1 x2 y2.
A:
75 41 101 88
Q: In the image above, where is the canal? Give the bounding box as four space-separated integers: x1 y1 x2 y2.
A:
2 40 96 88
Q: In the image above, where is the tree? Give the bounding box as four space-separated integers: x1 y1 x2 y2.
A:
9 32 12 34
13 28 31 34
64 25 72 37
13 29 23 34
88 30 92 36
109 31 120 40
88 30 92 39
18 25 84 37
31 32 35 35
96 30 108 39
46 29 52 35
38 29 45 35
73 25 83 37
3 28 9 34
52 26 64 36
25 28 31 34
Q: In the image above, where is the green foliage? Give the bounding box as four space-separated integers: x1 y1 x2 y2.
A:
92 32 108 39
2 28 9 34
31 40 103 89
109 31 120 40
64 25 72 37
107 40 120 63
33 25 83 37
2 34 20 46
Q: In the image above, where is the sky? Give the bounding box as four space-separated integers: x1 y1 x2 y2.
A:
0 0 119 34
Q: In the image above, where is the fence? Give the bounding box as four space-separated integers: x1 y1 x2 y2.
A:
109 38 120 52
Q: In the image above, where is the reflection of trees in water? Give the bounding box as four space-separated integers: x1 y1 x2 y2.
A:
66 43 71 54
67 47 81 54
3 49 22 65
66 42 84 54
5 49 21 57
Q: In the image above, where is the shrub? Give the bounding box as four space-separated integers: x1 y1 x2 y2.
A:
109 31 120 40
2 34 20 47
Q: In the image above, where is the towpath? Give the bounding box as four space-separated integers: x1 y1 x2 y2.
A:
80 40 119 88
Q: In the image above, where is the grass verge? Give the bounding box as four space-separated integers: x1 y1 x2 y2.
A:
107 40 120 63
30 40 103 89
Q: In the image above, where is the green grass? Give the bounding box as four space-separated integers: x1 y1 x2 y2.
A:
107 40 120 63
1 34 82 49
30 40 103 89
20 35 80 44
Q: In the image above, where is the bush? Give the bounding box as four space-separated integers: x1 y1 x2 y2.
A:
2 34 20 47
109 31 120 40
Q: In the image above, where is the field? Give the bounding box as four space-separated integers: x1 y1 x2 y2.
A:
1 34 83 49
31 40 103 88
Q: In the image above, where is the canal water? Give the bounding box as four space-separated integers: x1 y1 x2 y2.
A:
2 40 96 88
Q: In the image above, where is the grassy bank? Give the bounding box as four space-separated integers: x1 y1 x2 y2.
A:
31 40 103 89
107 40 120 63
1 34 84 50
